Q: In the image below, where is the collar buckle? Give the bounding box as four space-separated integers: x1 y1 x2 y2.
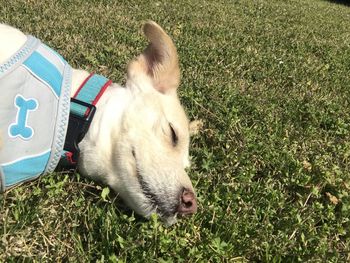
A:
63 98 96 164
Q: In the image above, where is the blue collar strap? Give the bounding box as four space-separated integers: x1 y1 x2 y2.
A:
61 73 112 167
71 73 112 117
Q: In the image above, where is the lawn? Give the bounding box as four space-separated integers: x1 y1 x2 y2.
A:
1 0 350 261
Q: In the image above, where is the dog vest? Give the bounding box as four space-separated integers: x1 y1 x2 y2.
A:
0 36 72 192
0 36 112 192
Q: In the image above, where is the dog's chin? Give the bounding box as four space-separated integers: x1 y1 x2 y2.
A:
121 181 181 226
144 207 179 226
138 194 180 226
162 214 178 226
125 197 179 226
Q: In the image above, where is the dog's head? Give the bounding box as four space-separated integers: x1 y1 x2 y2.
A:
105 21 196 225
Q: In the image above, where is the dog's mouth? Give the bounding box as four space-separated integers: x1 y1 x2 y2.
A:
131 148 197 224
132 148 179 219
136 168 179 219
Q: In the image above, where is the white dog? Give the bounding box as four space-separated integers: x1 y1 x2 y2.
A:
0 21 197 225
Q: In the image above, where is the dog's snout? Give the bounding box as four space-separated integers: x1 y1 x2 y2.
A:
178 189 197 216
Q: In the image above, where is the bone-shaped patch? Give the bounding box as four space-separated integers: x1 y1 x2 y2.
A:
8 95 38 140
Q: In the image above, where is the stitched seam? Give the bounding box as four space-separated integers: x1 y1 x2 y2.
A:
45 64 72 173
0 36 39 76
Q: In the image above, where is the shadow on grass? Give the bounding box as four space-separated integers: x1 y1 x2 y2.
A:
327 0 350 6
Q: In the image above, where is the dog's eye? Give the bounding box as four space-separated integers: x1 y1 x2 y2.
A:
169 123 178 146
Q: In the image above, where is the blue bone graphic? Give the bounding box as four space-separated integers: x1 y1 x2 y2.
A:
9 95 38 140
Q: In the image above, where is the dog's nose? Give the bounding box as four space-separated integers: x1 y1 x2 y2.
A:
178 189 197 215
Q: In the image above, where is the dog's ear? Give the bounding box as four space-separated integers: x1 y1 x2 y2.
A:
127 21 180 95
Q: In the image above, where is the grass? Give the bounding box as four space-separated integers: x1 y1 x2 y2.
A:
1 0 350 261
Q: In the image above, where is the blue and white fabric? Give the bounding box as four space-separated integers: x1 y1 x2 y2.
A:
0 36 72 192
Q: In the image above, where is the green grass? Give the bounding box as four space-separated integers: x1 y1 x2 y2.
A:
1 0 350 261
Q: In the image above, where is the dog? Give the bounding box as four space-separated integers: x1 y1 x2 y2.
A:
0 21 197 225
